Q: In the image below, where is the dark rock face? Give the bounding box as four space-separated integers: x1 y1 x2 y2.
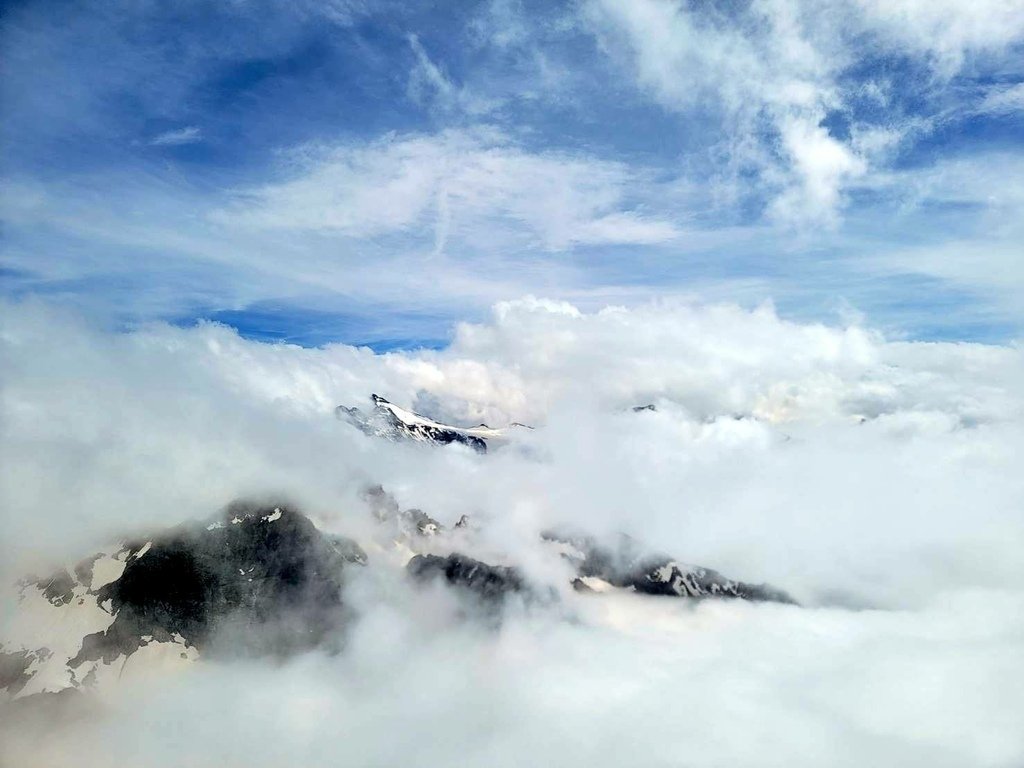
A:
0 649 48 696
338 395 488 452
545 530 796 604
407 553 526 602
399 422 487 452
4 488 797 702
363 483 402 520
362 485 446 538
368 481 794 605
40 571 76 607
71 502 366 666
403 509 443 536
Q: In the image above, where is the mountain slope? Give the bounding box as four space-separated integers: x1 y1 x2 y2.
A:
337 394 526 452
2 491 794 702
1 503 365 699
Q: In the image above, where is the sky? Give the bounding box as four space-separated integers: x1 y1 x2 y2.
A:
2 0 1024 347
2 3 1024 766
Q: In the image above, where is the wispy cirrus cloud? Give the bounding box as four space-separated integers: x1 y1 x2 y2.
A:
976 82 1024 116
212 129 682 252
149 126 203 146
583 0 863 227
2 0 1024 343
582 0 1024 227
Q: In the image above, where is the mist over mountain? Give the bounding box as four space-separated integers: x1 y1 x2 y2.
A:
2 299 1022 766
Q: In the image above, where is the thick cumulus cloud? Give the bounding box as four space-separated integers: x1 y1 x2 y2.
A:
2 296 1024 765
5 592 1023 768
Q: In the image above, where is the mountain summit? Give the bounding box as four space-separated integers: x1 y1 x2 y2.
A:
2 492 794 702
337 395 523 452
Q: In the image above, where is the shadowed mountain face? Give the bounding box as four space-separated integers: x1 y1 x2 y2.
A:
407 553 527 601
2 491 795 702
362 484 447 538
0 651 38 697
73 503 367 665
543 529 797 604
0 502 368 701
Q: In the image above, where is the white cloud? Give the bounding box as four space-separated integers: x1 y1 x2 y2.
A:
854 0 1024 72
3 297 1022 590
977 82 1024 116
4 590 1024 767
2 297 1023 765
213 129 680 250
149 126 203 146
584 0 858 227
769 115 867 225
407 33 458 106
582 0 1024 227
852 152 1024 317
406 34 498 116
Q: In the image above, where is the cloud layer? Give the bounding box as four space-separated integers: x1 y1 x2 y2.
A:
3 298 1024 765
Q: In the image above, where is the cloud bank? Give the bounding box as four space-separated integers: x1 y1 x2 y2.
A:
2 297 1022 765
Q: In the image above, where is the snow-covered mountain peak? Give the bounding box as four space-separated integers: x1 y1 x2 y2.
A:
339 394 526 452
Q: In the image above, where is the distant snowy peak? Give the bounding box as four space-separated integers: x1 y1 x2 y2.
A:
543 530 796 604
337 394 528 452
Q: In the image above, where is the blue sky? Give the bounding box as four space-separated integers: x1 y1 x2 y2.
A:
2 0 1023 348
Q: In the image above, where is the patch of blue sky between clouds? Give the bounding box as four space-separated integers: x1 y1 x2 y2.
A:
170 302 453 351
2 0 1023 346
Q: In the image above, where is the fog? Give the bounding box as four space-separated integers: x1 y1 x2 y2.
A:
2 296 1023 766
